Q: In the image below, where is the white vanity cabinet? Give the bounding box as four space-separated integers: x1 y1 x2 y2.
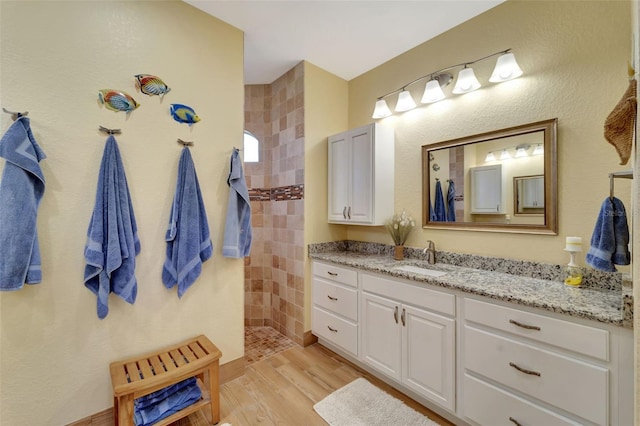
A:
327 123 394 225
311 262 359 356
520 175 545 208
461 297 633 426
360 272 456 411
470 164 504 213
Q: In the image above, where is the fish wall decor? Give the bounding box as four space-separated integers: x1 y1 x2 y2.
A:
170 104 200 126
98 89 139 113
134 74 171 98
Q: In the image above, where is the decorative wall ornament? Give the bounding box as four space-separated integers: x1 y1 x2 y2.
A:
97 89 139 113
170 103 200 126
134 74 171 98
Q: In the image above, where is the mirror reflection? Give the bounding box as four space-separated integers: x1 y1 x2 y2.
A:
422 119 557 234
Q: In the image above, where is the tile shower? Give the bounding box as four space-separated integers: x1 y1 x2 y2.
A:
243 62 305 346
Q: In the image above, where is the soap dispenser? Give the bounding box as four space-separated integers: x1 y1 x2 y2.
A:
563 236 583 287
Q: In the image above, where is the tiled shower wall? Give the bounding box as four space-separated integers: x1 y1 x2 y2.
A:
243 63 305 345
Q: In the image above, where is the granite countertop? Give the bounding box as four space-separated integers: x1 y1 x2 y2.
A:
310 247 633 328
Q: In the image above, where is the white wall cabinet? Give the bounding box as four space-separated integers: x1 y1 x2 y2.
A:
470 164 504 214
360 273 456 411
520 175 545 208
328 123 394 225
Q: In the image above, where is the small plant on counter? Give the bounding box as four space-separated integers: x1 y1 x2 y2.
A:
385 210 416 246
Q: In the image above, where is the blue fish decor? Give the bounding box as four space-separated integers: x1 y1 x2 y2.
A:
98 89 139 113
170 104 200 126
134 74 171 98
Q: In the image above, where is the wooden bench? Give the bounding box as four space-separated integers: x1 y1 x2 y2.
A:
109 335 222 426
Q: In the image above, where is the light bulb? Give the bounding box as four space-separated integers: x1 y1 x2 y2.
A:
500 149 511 160
485 152 496 162
421 79 446 104
515 147 528 158
395 90 416 112
452 67 481 94
489 52 523 83
533 144 544 155
372 99 392 119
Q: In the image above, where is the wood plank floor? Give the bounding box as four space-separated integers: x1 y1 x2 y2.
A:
85 343 455 426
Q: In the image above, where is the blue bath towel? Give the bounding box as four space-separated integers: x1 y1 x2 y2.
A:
84 136 140 319
133 378 202 426
134 377 197 410
222 148 252 258
162 147 212 297
0 117 46 290
446 180 456 222
433 180 446 222
586 197 630 272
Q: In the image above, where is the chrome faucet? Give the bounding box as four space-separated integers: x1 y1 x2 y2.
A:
423 240 436 265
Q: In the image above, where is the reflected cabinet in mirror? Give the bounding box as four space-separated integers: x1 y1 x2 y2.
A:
422 118 557 234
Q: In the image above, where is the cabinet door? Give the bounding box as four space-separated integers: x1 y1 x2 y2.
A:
328 133 351 222
402 305 455 411
349 127 374 223
521 176 544 208
470 164 503 213
361 292 401 380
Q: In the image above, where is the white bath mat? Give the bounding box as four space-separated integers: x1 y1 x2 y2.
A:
313 378 440 426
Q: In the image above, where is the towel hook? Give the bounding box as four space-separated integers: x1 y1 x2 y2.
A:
99 126 121 135
608 170 633 199
2 107 28 121
178 138 194 147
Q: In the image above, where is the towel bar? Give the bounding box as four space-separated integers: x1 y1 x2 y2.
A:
109 335 222 426
608 170 633 199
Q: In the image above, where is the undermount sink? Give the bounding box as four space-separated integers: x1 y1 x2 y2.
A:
394 264 448 278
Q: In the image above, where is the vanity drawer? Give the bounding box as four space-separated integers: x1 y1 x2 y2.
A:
463 374 582 426
312 277 358 321
464 298 609 361
464 325 608 425
312 307 358 356
312 261 358 288
360 272 455 316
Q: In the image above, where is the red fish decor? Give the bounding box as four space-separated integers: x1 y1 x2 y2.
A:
134 74 171 98
97 89 139 113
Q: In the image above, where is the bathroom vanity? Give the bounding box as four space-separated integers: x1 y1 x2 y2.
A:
310 247 633 426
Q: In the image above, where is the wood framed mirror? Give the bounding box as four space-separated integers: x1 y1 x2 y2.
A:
421 118 558 234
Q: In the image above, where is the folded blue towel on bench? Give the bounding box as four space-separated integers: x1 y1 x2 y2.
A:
133 377 202 426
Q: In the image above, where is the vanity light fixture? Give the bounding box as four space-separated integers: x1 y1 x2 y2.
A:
500 149 511 160
485 151 497 162
532 144 544 155
371 48 523 118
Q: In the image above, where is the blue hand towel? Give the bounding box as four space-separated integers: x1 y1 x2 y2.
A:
0 117 46 291
586 197 630 272
134 377 197 410
222 148 252 258
84 136 140 319
162 147 212 297
446 180 456 222
433 180 446 222
133 379 202 426
428 200 436 222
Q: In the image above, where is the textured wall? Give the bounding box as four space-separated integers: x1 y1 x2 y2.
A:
0 2 244 424
347 1 632 266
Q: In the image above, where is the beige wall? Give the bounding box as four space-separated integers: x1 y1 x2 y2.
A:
347 0 633 266
303 62 349 329
0 2 244 424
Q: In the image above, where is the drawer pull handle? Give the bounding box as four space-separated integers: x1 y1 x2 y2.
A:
327 295 338 301
327 271 338 277
509 319 541 331
327 326 338 333
509 362 541 377
509 417 523 426
401 308 406 326
343 206 347 219
393 306 399 324
347 206 351 219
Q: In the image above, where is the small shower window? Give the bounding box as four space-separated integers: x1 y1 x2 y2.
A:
244 131 259 163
